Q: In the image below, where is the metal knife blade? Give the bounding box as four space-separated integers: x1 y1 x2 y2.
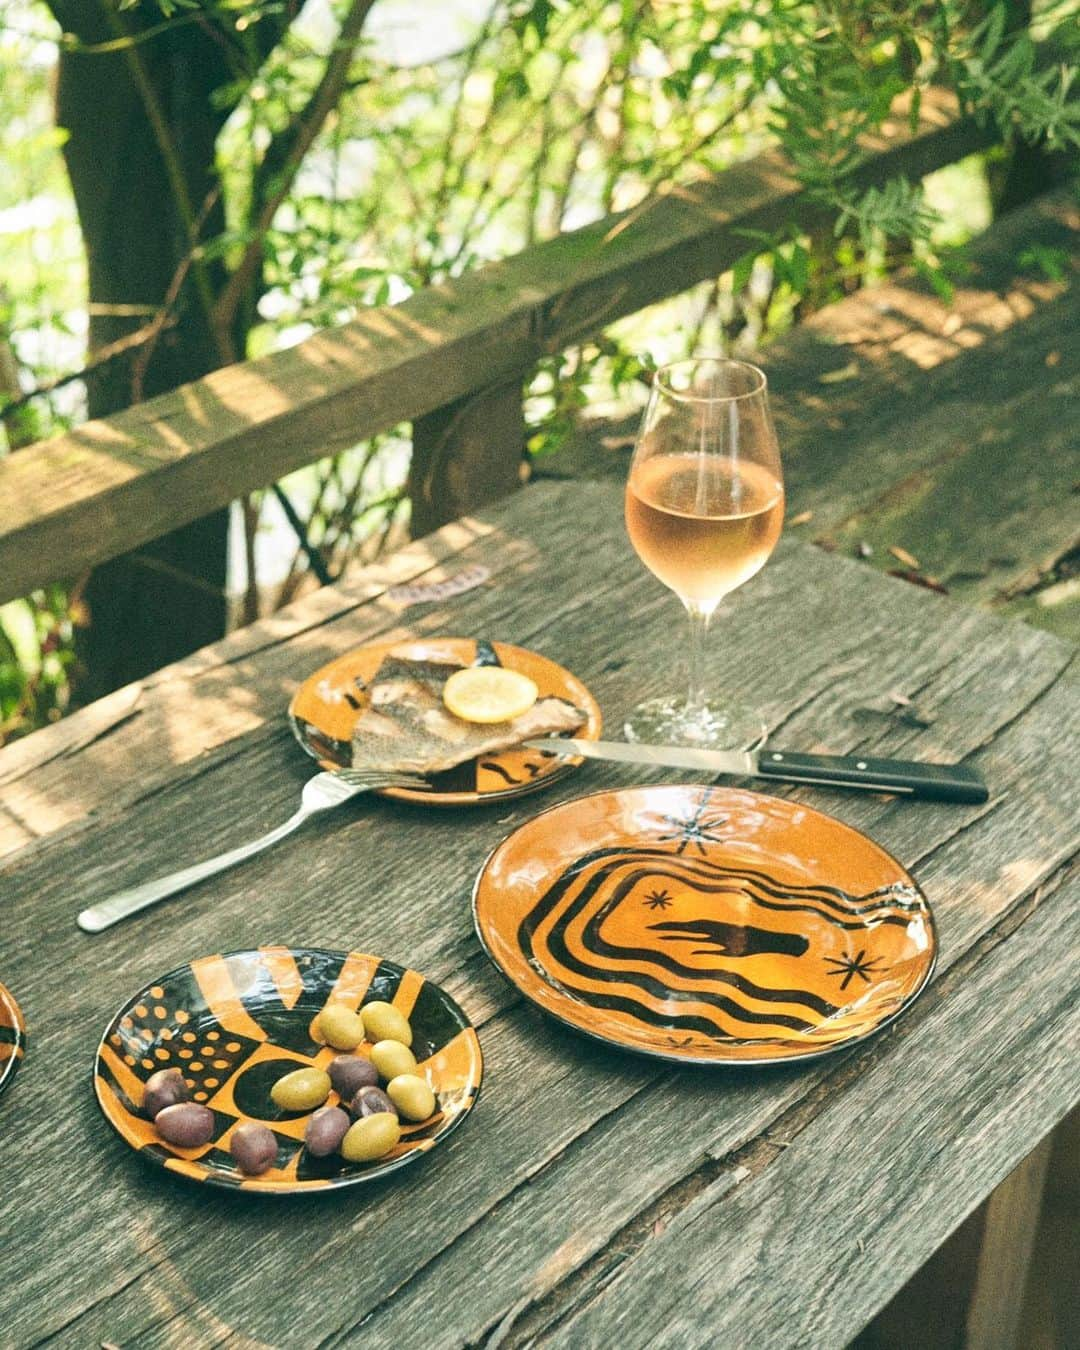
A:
524 739 988 804
525 738 754 775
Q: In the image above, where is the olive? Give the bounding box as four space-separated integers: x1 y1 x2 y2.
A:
360 1001 412 1047
270 1066 331 1112
230 1122 278 1175
370 1040 417 1082
142 1067 191 1119
155 1102 215 1148
328 1054 378 1100
386 1073 436 1123
304 1106 351 1158
317 1004 367 1051
350 1085 397 1119
340 1112 400 1163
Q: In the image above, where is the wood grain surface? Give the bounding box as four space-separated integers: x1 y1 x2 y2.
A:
0 468 1076 1348
546 190 1079 642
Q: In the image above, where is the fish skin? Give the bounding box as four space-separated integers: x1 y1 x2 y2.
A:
351 655 586 775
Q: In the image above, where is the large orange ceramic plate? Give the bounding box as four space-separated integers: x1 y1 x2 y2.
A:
0 981 26 1100
94 948 482 1194
473 786 936 1065
288 637 602 806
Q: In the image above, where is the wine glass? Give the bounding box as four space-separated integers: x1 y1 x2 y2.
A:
624 357 783 749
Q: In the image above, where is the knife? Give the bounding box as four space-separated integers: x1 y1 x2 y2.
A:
524 738 988 804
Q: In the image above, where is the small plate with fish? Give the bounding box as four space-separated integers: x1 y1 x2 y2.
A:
288 637 602 806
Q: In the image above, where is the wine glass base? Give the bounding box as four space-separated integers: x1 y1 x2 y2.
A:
624 697 767 752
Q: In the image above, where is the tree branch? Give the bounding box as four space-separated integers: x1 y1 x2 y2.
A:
0 317 177 419
211 0 377 359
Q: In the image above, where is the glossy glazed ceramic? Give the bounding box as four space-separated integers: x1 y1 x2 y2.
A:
473 785 936 1065
94 948 482 1192
288 637 602 806
0 981 26 1099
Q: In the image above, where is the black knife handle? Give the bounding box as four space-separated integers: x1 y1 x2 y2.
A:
757 750 989 803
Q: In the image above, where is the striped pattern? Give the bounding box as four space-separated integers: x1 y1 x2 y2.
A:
475 786 936 1065
94 948 482 1193
0 980 26 1100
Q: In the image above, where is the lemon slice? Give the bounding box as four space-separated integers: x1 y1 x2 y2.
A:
443 667 539 724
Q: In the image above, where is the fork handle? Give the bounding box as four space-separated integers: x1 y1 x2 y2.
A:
77 808 310 933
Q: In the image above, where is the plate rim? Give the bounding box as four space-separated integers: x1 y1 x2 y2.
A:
92 946 483 1195
0 980 26 1100
286 636 603 807
471 783 938 1068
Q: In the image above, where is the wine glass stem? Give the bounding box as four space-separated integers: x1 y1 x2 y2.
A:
684 602 714 719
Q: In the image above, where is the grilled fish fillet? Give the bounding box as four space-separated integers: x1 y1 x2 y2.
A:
351 655 586 775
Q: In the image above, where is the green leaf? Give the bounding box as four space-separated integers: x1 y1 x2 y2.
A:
731 250 756 294
0 600 41 679
1018 244 1069 282
980 4 1007 63
788 242 809 295
914 258 954 305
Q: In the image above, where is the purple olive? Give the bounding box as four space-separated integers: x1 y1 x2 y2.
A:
328 1054 378 1100
142 1068 191 1120
154 1102 215 1148
350 1085 397 1119
304 1106 351 1158
230 1122 278 1175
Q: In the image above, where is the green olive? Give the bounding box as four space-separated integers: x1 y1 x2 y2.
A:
360 1001 412 1047
370 1039 417 1081
340 1112 401 1162
386 1073 436 1123
317 1004 366 1051
270 1066 331 1112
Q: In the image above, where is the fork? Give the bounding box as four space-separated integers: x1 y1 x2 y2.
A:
76 768 429 934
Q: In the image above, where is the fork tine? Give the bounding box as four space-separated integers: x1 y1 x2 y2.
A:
336 768 430 789
337 767 422 780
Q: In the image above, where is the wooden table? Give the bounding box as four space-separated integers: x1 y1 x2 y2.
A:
1 477 1077 1348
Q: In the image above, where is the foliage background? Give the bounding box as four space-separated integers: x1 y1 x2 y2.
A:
0 0 1076 741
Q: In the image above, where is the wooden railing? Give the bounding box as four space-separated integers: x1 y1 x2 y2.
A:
0 89 995 607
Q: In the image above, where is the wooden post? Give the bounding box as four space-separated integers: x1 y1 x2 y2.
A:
964 1132 1055 1350
854 1127 1061 1350
408 379 526 538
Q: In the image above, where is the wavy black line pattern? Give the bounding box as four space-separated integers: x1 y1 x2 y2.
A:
625 851 923 919
518 847 921 1042
533 857 836 1032
479 760 524 786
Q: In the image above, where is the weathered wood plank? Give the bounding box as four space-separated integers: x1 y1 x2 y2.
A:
0 459 1065 864
0 90 993 604
538 867 1080 1350
255 644 1080 1350
0 504 508 857
545 191 1079 634
0 479 1075 1347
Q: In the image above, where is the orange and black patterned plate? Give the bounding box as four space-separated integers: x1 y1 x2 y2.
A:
0 980 26 1100
473 786 936 1066
94 948 482 1193
288 637 602 806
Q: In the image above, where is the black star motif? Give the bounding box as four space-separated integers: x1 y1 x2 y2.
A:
823 949 885 991
656 796 729 856
643 888 673 911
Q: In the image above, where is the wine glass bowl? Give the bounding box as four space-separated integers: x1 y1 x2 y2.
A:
624 358 783 749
